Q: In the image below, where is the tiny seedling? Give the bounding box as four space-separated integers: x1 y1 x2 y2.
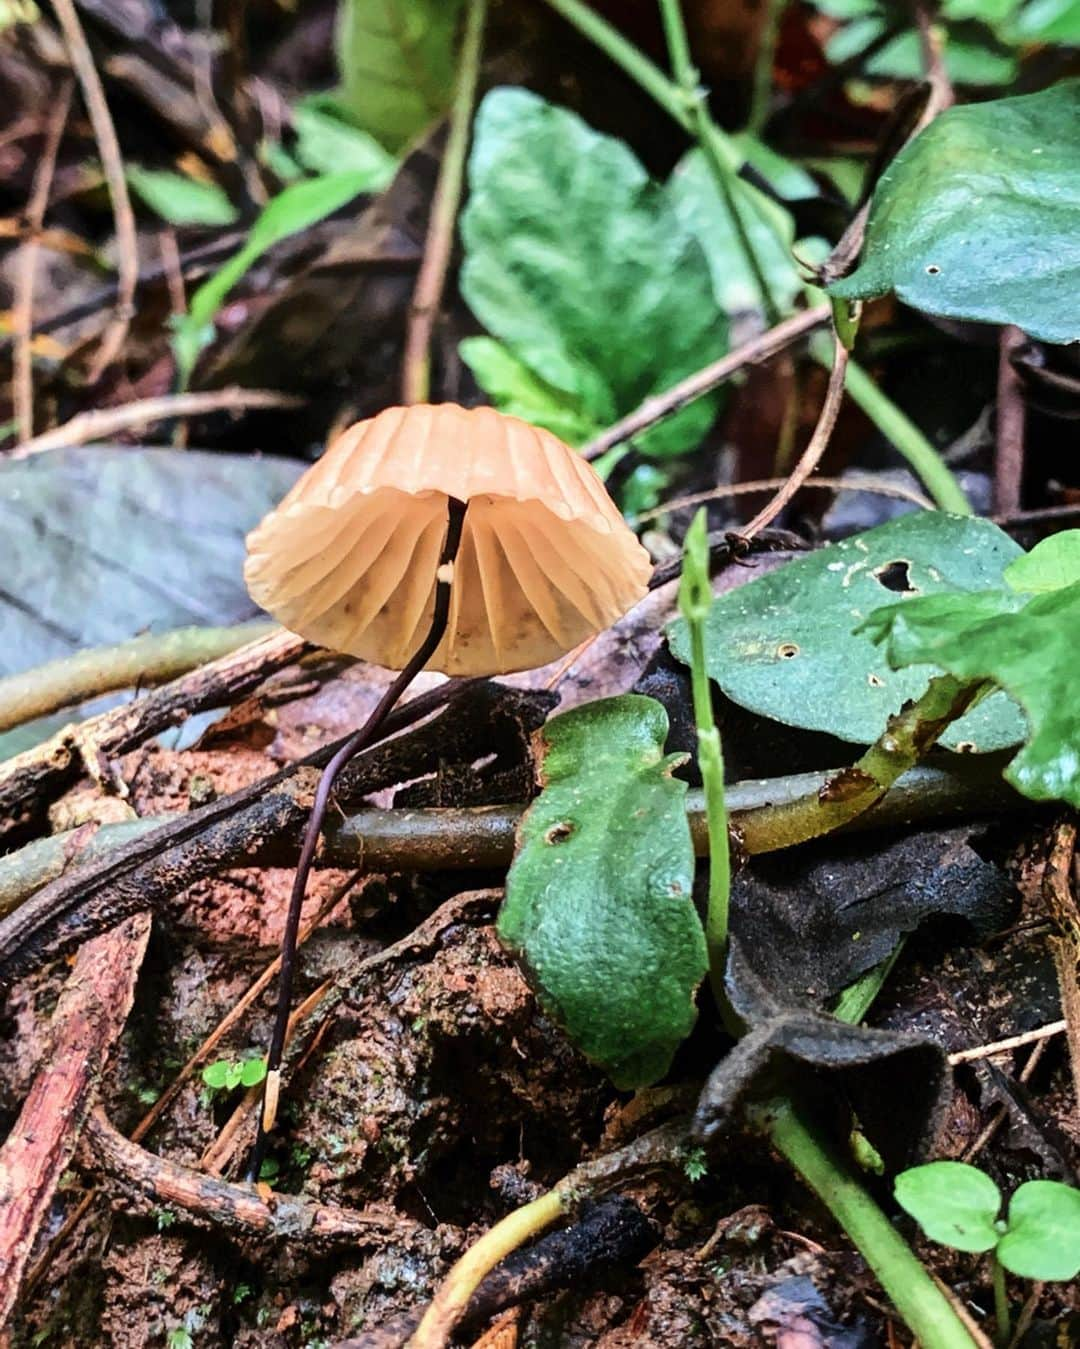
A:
895 1160 1080 1343
201 1055 267 1094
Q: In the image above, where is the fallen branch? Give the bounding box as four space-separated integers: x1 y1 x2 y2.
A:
0 912 150 1327
0 677 487 986
82 1107 435 1251
11 387 305 459
0 754 1022 988
0 620 279 732
0 628 306 840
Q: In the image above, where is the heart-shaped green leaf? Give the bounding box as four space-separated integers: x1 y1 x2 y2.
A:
460 88 727 459
667 512 1026 751
998 1180 1080 1280
830 82 1080 344
894 1161 1002 1253
498 696 706 1089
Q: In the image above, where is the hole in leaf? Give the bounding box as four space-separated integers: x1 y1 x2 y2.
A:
868 673 885 687
954 741 977 753
874 560 917 593
544 821 576 845
926 264 941 275
776 642 800 659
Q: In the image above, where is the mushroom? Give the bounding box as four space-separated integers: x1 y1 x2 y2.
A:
241 403 650 1174
244 402 651 676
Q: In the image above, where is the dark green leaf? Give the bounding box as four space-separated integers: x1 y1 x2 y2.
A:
498 696 707 1089
894 1161 1002 1253
667 512 1026 751
998 1180 1080 1280
861 581 1080 806
334 0 462 150
460 88 727 459
830 83 1080 344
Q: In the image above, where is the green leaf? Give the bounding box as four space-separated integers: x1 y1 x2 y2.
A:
291 97 398 184
830 83 1080 344
127 165 238 227
334 0 462 150
667 512 1026 751
894 1161 1003 1253
201 1061 231 1090
172 172 371 386
239 1057 268 1087
998 1180 1080 1280
862 580 1080 806
668 149 801 316
457 337 601 446
1004 529 1080 593
460 88 728 459
1012 0 1080 41
498 695 707 1089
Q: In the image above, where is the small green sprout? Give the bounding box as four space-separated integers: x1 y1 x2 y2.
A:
895 1160 1080 1344
201 1055 267 1094
165 1329 193 1349
683 1145 708 1183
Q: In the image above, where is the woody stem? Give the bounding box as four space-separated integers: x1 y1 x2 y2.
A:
246 497 468 1182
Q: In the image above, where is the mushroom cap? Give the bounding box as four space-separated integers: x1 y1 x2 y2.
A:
244 404 652 676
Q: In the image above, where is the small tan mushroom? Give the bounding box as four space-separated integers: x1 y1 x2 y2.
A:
245 403 651 675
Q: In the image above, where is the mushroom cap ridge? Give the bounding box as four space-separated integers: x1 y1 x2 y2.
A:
244 404 652 676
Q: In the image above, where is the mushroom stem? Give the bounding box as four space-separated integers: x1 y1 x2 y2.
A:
247 497 468 1181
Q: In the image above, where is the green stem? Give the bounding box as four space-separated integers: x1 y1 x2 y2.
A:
678 510 731 1000
740 673 989 852
542 0 693 130
543 0 786 321
748 0 784 135
991 1254 1010 1346
656 0 780 323
0 621 278 733
764 1098 979 1349
810 336 971 515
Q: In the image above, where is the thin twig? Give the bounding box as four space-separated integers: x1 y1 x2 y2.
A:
913 1 955 122
633 473 934 524
962 1037 1051 1163
0 620 278 732
582 305 831 460
11 387 304 458
49 0 139 383
739 334 850 539
401 0 487 404
82 1107 435 1250
11 81 73 442
948 1021 1067 1065
994 326 1027 516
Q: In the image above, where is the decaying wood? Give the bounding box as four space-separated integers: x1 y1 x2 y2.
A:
83 1108 436 1252
0 628 307 839
0 678 488 986
0 912 151 1327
